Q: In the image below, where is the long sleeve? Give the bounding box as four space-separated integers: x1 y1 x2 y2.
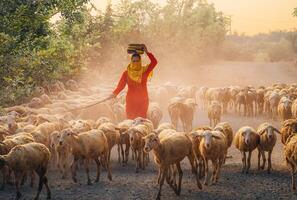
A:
112 71 127 96
143 52 157 76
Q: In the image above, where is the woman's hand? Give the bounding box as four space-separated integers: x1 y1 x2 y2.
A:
107 93 116 100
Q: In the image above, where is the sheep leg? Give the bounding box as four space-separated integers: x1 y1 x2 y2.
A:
175 162 183 195
34 166 51 200
1 167 7 190
241 152 246 173
246 151 252 174
156 166 168 200
204 159 209 185
135 150 140 173
188 154 202 189
30 170 35 187
260 151 266 170
120 144 125 164
117 144 121 164
104 153 112 181
267 150 272 174
14 171 23 200
211 160 218 184
94 158 101 182
257 149 261 170
125 144 130 163
289 162 296 190
71 157 79 183
84 159 92 185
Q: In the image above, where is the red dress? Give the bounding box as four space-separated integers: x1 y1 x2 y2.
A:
112 52 157 119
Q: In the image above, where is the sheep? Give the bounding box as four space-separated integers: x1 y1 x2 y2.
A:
111 102 125 123
94 117 111 129
207 101 222 127
234 126 260 173
97 122 121 164
133 117 154 133
187 129 205 179
126 124 150 173
143 132 202 199
214 122 233 148
0 142 51 200
197 130 227 185
28 97 44 109
70 119 93 132
284 134 297 190
65 79 79 91
179 98 197 132
278 98 292 122
280 119 297 144
235 91 245 115
155 122 175 135
0 127 10 141
117 119 134 164
148 102 163 129
50 131 71 179
292 99 297 118
40 94 52 105
168 97 183 130
58 128 112 184
256 123 281 173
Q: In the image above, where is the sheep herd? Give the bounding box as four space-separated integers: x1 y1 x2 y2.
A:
1 80 297 199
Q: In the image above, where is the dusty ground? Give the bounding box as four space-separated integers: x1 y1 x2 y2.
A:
1 61 297 200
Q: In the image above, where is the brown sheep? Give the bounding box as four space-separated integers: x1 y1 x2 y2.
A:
280 119 297 145
179 98 197 132
284 134 297 190
234 126 260 173
198 130 227 185
59 128 112 184
256 123 281 173
207 101 222 127
277 98 292 122
0 142 51 200
126 124 150 173
117 119 134 164
148 102 163 129
143 133 202 199
97 122 121 164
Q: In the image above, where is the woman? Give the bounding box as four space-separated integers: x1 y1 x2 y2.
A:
109 46 157 119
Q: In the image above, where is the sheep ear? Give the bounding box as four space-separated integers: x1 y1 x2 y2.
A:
115 127 121 131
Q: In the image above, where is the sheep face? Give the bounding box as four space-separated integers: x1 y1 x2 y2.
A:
50 131 61 148
266 126 275 140
143 134 159 153
241 130 253 145
59 129 77 146
201 131 221 150
119 128 129 144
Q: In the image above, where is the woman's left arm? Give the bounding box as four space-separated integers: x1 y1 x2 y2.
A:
143 52 158 76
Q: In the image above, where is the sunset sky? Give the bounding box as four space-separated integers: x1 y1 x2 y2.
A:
91 0 297 35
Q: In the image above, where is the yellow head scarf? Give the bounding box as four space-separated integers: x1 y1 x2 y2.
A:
127 56 153 83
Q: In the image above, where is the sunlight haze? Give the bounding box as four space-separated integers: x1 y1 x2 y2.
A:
92 0 297 35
